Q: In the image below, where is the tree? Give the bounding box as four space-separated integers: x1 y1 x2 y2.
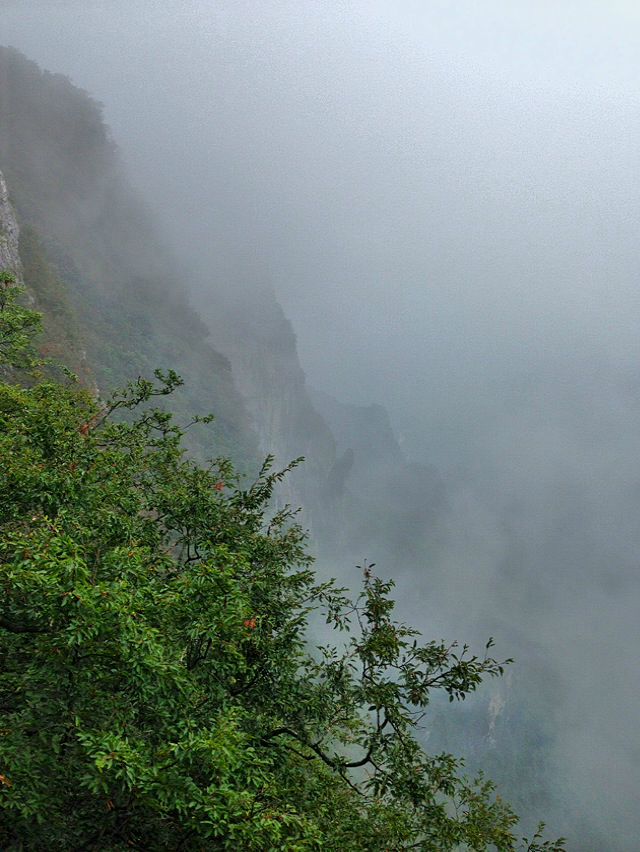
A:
0 273 563 849
0 270 42 371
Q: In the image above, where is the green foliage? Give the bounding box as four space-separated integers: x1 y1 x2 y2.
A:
18 225 91 383
0 278 563 849
0 271 42 370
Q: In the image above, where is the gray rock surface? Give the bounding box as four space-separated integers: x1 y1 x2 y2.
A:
0 167 23 279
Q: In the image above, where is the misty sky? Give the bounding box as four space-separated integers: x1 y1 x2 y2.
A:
2 3 640 848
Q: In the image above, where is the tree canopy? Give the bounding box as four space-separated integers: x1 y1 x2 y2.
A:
0 272 563 849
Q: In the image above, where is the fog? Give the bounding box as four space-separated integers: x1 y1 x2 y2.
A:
3 2 640 847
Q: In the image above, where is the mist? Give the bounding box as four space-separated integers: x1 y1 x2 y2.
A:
3 2 640 847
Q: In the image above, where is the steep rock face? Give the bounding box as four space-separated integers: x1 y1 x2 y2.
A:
309 387 448 565
0 46 258 465
2 42 445 565
200 284 448 564
0 167 23 279
200 288 337 510
309 388 404 493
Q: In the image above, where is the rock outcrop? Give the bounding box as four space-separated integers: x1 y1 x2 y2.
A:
199 287 337 513
0 167 23 279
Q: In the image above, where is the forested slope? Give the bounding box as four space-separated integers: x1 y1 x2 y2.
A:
0 46 257 464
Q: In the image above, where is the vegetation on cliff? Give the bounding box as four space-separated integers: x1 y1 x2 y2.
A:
0 273 563 849
0 45 257 466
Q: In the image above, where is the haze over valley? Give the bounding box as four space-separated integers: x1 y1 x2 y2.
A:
2 3 640 848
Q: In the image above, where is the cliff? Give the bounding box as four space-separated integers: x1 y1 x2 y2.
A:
1 44 453 576
310 387 448 565
0 46 257 464
0 168 22 278
199 282 448 562
198 287 337 517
